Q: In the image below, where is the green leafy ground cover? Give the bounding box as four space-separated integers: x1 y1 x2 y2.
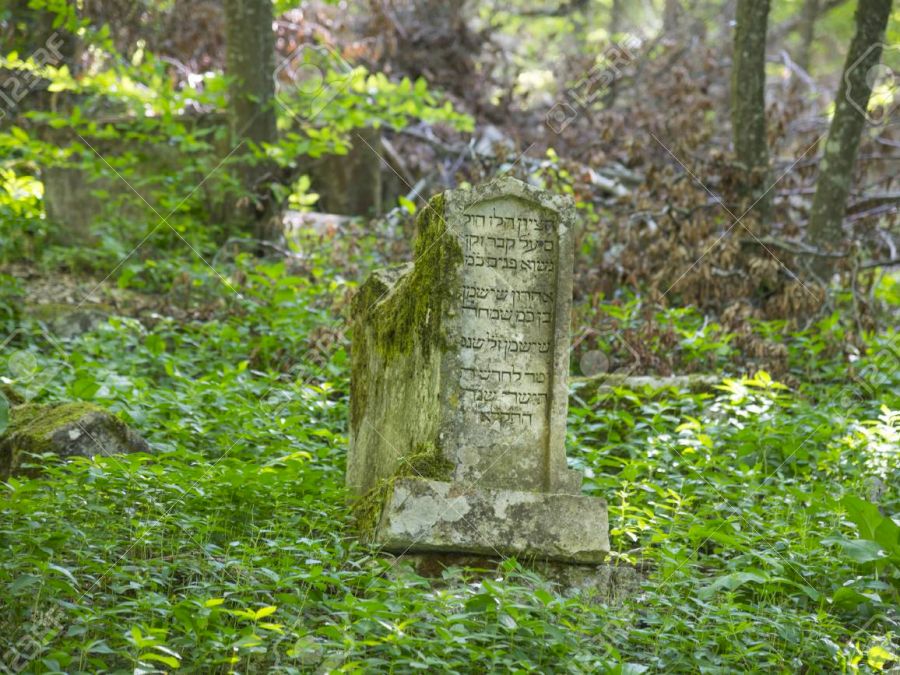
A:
1 242 898 674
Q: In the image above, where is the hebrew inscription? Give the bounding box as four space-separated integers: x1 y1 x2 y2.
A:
445 195 560 487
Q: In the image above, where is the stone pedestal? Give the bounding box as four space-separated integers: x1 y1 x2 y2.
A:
349 177 609 563
386 552 644 602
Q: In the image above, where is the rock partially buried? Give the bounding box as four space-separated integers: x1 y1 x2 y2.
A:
26 302 112 338
0 402 151 479
349 177 609 564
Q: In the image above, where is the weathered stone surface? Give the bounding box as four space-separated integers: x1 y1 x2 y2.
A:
441 179 579 492
349 176 609 564
312 127 385 216
0 402 151 479
375 478 609 563
350 178 577 494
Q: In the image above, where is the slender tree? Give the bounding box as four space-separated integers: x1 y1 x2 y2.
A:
610 0 625 36
806 0 893 278
222 0 279 240
731 0 772 220
796 0 820 73
663 0 682 32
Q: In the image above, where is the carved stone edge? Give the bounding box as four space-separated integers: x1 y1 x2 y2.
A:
373 477 609 564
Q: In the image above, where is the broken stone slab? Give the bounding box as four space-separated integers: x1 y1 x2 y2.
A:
0 402 151 479
372 477 609 564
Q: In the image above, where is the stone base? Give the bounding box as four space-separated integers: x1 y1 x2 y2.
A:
384 552 644 602
373 478 609 564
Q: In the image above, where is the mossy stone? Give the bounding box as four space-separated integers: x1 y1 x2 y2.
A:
351 442 455 538
0 402 150 479
348 193 460 497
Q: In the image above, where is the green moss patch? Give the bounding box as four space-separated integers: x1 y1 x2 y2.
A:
7 402 105 444
351 193 462 361
350 193 462 434
0 402 141 479
351 442 453 538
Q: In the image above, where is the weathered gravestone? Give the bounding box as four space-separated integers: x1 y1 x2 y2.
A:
349 176 608 564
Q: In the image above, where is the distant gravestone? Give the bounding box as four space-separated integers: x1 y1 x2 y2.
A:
349 177 608 563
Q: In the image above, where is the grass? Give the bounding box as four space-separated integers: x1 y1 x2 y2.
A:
0 250 898 673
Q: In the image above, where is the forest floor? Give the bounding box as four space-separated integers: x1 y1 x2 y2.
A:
1 245 899 673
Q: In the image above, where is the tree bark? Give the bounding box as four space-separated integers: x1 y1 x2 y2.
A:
663 0 682 33
222 0 279 241
796 0 820 73
806 0 893 279
731 0 771 220
610 0 625 36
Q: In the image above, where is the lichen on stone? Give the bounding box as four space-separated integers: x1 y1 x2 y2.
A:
351 442 453 538
348 192 462 461
351 192 462 363
6 402 106 449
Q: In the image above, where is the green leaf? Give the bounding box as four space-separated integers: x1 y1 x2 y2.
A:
464 593 495 613
843 495 900 556
498 613 517 630
822 537 885 564
47 563 78 588
698 570 769 599
843 495 885 541
139 652 181 668
398 196 416 214
254 605 277 620
830 587 873 609
867 645 898 670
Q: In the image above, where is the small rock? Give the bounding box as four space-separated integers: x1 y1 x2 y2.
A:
0 402 151 479
26 303 111 338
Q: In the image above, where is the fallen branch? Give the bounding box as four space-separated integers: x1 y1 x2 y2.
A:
739 237 848 258
859 257 900 270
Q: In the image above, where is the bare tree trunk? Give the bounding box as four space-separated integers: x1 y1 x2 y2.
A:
223 0 279 241
663 0 682 32
610 0 625 35
796 0 820 73
731 0 771 221
806 0 893 278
